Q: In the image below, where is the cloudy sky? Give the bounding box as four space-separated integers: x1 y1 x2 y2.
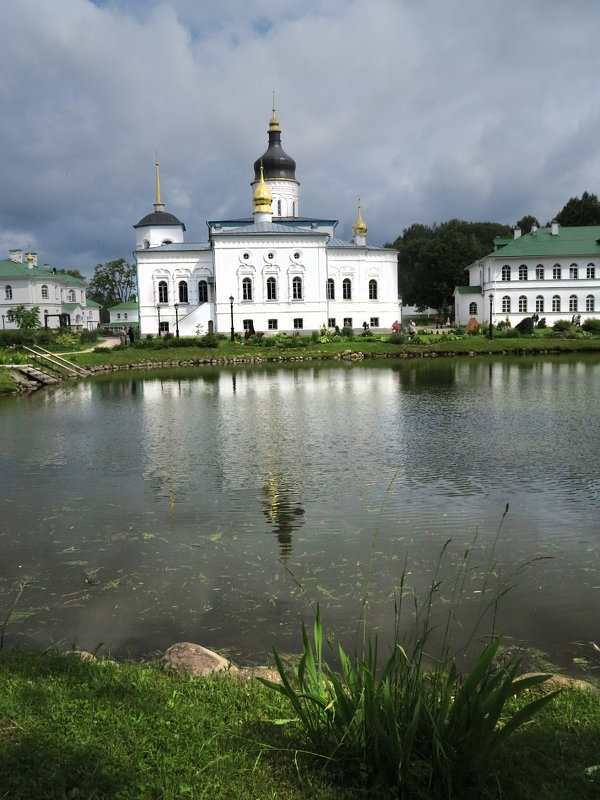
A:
1 0 600 276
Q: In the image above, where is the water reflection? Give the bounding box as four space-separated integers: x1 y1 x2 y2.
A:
262 472 305 560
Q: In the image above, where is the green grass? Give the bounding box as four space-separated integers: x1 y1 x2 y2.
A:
0 367 19 393
1 648 598 799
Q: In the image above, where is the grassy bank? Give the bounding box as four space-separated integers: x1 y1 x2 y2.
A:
1 648 599 799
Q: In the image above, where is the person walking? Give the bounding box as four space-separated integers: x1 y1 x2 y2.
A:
128 326 135 345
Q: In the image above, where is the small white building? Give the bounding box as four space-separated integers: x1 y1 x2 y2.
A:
134 109 400 338
0 249 90 330
455 223 600 327
107 301 139 329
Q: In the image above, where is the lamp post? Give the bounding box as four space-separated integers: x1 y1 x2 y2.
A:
174 303 180 338
488 293 494 340
156 304 161 337
229 295 235 342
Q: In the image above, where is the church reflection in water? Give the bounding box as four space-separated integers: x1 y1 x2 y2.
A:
262 472 305 561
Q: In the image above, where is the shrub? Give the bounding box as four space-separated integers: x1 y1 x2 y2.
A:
537 317 547 329
55 333 77 347
388 333 406 345
80 329 99 344
581 318 600 334
311 330 320 342
200 332 220 348
515 317 535 335
341 325 354 340
553 320 573 332
505 328 520 338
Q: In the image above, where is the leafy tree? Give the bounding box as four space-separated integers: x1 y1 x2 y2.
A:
6 305 42 329
515 214 540 235
87 258 137 322
389 220 511 311
56 268 86 281
555 191 600 226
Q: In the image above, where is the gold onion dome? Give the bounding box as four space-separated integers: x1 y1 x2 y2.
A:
253 163 273 213
352 199 367 237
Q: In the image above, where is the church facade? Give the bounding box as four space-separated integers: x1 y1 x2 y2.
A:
134 110 400 338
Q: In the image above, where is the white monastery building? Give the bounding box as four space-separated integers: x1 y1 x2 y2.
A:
455 223 600 328
134 109 400 337
1 249 99 330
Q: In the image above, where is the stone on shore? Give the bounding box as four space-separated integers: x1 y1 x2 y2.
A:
162 642 231 676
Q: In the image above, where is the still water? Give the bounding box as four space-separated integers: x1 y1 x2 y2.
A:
1 356 599 670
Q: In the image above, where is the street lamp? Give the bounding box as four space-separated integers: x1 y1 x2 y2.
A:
229 295 235 342
488 293 494 340
156 304 161 337
174 303 180 338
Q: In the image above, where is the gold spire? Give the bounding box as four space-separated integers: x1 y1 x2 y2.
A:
253 162 273 214
352 198 367 237
155 158 163 206
269 92 280 132
26 247 34 265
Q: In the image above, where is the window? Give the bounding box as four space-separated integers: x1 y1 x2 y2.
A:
518 295 527 313
242 277 253 301
159 321 169 334
586 295 595 312
243 252 250 260
370 317 379 328
570 265 578 279
536 265 544 280
501 265 511 281
41 285 48 299
158 280 168 303
469 302 478 315
553 266 562 280
587 265 596 279
343 317 353 329
368 279 378 300
277 200 281 216
243 319 254 331
502 296 511 313
267 252 275 260
342 278 352 300
569 295 578 312
117 313 121 319
519 265 528 281
124 313 128 320
293 318 303 329
268 318 278 330
266 276 277 300
198 280 208 302
326 278 335 299
328 317 336 328
536 295 544 313
552 295 561 312
4 285 12 299
67 289 75 302
292 276 303 300
178 280 188 303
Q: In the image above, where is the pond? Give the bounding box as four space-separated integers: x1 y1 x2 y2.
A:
1 355 599 671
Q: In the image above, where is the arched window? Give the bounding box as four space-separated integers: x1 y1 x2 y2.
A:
586 294 595 311
266 276 277 300
158 280 168 303
469 302 478 315
519 265 528 281
142 239 150 249
292 276 303 300
587 264 596 279
536 265 544 280
536 295 544 313
368 279 378 300
569 263 579 279
501 265 511 281
4 286 11 299
67 289 75 302
162 239 173 246
502 296 511 313
242 277 253 301
553 265 562 280
342 278 352 300
518 295 527 312
569 294 578 312
326 278 335 299
198 280 208 303
552 295 560 312
178 280 188 303
41 285 49 299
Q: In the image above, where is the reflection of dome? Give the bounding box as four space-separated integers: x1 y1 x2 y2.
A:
253 109 297 182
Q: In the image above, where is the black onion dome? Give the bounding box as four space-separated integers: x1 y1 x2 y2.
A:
134 210 185 229
253 125 296 182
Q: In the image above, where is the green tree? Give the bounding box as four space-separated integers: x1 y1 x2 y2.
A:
515 214 540 235
87 258 137 322
6 305 42 329
555 191 600 226
56 268 86 281
389 220 511 311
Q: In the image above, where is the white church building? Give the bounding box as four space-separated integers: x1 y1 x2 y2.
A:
134 109 400 338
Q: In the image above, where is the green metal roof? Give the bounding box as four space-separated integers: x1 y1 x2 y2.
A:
108 300 139 311
61 303 80 311
487 225 600 260
86 299 101 307
456 285 482 294
0 259 86 284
